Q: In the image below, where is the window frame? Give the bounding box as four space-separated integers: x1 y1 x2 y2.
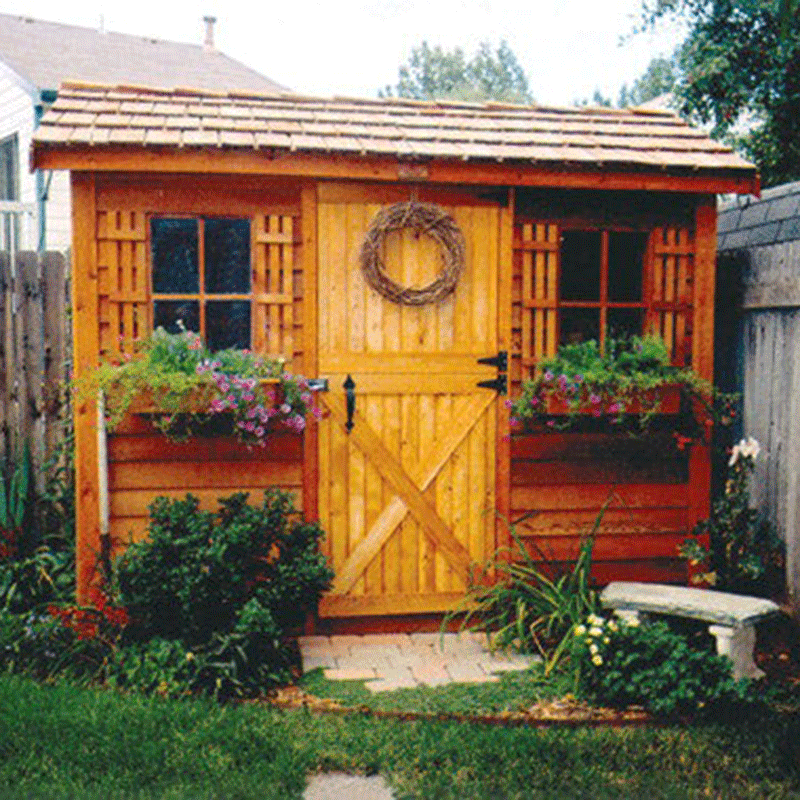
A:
149 214 254 349
557 224 649 352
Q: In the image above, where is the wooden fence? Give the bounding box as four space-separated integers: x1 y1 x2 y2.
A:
0 249 71 491
716 241 800 614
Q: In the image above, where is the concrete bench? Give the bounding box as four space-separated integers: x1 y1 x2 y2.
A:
600 581 780 680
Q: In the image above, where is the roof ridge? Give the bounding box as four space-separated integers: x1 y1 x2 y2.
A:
0 11 203 51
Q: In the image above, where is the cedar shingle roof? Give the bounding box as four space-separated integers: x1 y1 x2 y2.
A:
34 83 756 177
0 13 285 95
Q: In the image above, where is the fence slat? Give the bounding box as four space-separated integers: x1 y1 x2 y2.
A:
0 248 70 482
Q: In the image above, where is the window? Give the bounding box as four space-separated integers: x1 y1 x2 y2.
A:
558 229 648 348
151 217 252 351
0 135 18 201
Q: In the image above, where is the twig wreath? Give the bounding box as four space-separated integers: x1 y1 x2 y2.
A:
360 201 466 305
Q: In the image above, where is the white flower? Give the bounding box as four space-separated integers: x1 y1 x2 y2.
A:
607 621 618 632
587 614 604 626
589 626 603 637
574 624 586 636
592 654 603 666
729 436 760 466
589 643 599 654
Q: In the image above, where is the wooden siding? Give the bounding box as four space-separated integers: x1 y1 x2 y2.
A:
106 415 302 551
73 174 308 601
508 196 710 583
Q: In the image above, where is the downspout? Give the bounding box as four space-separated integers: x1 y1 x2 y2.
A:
34 89 57 253
97 392 112 581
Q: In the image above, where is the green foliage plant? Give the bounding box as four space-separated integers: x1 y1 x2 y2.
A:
573 614 753 718
640 0 800 187
115 490 333 697
509 334 733 444
0 445 31 558
382 39 532 103
81 326 320 446
448 510 603 675
680 437 784 596
0 436 75 615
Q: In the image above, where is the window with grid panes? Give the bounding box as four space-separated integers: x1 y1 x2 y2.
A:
559 228 648 349
150 217 252 351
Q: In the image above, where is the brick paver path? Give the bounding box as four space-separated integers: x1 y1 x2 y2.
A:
299 632 539 692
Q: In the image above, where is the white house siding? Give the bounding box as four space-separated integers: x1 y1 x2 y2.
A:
0 64 37 249
43 168 70 251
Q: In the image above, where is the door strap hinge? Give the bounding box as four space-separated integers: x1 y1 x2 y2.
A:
476 374 507 395
477 350 507 372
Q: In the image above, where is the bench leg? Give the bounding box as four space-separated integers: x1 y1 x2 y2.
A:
708 624 764 681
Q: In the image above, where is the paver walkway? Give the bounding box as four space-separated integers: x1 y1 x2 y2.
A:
298 632 539 692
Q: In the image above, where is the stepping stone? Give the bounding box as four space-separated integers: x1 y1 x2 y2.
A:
304 772 394 800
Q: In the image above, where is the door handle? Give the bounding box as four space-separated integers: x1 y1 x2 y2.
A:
344 374 356 433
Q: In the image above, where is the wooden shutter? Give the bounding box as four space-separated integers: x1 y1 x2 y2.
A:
97 210 149 356
252 214 298 365
514 221 559 381
647 226 695 366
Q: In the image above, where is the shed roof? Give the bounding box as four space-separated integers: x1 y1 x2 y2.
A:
0 13 285 95
33 83 757 191
718 181 800 251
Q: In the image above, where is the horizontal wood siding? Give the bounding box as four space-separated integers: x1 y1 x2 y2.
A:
74 174 307 598
106 415 303 553
509 196 705 583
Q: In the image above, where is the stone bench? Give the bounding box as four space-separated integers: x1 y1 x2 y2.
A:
600 581 780 680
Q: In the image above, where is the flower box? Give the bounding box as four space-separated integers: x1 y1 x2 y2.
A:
123 378 282 415
543 383 682 416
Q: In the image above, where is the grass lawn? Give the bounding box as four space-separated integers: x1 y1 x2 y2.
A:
2 672 799 799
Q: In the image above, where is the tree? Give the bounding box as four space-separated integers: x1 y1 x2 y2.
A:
618 55 679 107
641 0 800 186
382 40 533 104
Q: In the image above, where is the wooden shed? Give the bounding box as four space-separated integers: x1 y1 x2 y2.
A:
31 83 758 624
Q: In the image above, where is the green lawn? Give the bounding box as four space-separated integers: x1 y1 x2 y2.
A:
2 673 799 799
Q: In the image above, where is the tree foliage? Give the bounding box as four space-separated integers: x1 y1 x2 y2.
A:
642 0 800 186
382 40 532 103
618 55 679 107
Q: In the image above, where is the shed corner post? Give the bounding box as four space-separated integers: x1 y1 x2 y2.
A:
70 171 102 604
688 195 718 528
301 181 319 524
495 191 514 562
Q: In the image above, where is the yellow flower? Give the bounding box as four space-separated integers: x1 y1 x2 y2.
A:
592 654 603 666
574 624 586 636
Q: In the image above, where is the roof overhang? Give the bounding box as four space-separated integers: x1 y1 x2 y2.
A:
30 143 759 196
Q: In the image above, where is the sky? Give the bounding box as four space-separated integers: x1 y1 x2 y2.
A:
0 0 687 105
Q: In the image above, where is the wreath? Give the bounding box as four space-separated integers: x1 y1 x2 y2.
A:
359 201 466 306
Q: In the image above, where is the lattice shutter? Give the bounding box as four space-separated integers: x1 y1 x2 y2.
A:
647 226 695 366
514 221 559 380
97 210 149 356
252 214 297 364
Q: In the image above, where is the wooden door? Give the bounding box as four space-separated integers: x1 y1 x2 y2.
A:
316 187 503 618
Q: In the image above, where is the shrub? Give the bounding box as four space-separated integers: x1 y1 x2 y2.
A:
115 489 333 696
573 615 753 718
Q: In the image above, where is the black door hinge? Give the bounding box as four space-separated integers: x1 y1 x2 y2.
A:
476 374 507 395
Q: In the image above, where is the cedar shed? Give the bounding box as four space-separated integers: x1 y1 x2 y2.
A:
32 84 758 624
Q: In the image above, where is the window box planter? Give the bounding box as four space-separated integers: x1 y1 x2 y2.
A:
543 383 682 416
123 378 282 415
